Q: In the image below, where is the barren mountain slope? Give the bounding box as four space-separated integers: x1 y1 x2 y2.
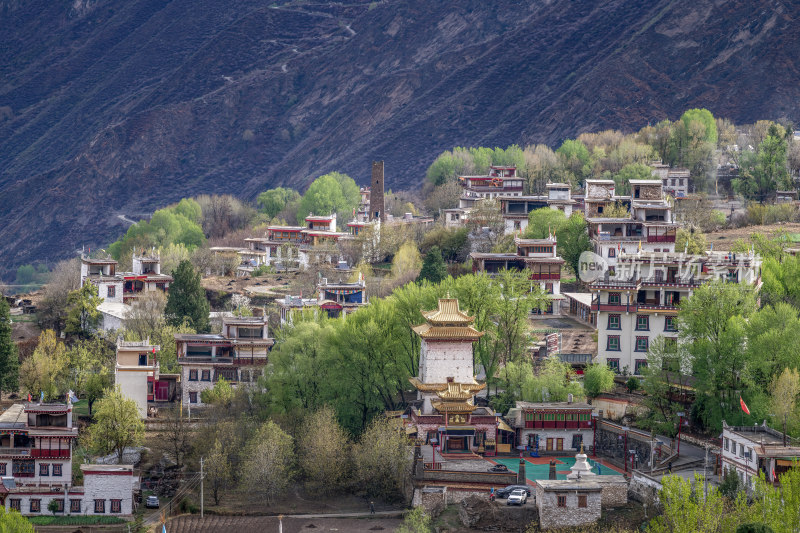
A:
0 0 798 277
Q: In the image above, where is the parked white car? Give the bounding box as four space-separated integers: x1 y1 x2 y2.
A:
507 488 527 506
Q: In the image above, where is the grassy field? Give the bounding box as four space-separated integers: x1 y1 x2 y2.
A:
72 399 90 417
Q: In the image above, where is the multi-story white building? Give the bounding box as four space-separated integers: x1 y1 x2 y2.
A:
80 253 172 332
276 275 368 325
458 166 525 208
651 161 691 198
721 421 800 490
586 180 676 268
176 315 274 407
0 403 135 517
591 250 762 374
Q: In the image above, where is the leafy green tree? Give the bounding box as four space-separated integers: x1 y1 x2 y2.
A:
205 437 232 505
680 282 758 431
298 406 351 495
613 162 657 195
603 200 630 218
520 358 584 403
200 378 234 407
84 371 112 416
0 507 34 532
397 507 432 533
556 139 592 187
296 172 361 222
65 282 103 338
47 498 59 516
165 260 210 333
719 467 743 500
0 297 19 399
417 246 448 284
681 108 718 145
648 474 744 533
109 204 205 261
769 367 800 440
420 227 470 262
744 304 800 389
392 241 422 283
257 187 301 218
525 208 567 238
555 213 592 277
65 337 113 399
171 198 203 224
583 363 615 398
20 330 68 400
240 421 294 504
353 416 412 501
676 227 708 254
85 387 145 463
734 124 790 203
639 336 692 438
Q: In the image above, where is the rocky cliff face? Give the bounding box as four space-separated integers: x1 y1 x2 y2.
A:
1 0 798 277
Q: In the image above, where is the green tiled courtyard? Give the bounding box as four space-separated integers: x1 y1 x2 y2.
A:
491 456 620 482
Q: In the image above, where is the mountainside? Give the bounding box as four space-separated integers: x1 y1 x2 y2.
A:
1 0 799 277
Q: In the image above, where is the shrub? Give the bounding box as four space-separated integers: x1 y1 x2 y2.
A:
746 203 797 226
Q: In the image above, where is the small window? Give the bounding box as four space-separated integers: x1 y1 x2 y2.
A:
608 247 616 258
147 381 154 395
578 494 587 508
9 499 20 511
724 437 729 451
201 370 211 381
95 499 105 514
635 336 649 352
30 499 41 513
557 494 567 507
40 463 49 476
189 392 198 404
107 285 116 298
636 315 649 331
52 464 62 477
189 369 198 381
139 354 148 366
111 499 122 513
665 316 677 332
70 499 81 513
634 359 648 374
607 359 620 373
607 314 621 330
608 293 621 305
607 336 620 351
0 463 5 475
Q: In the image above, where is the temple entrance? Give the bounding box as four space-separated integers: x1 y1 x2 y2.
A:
447 437 469 452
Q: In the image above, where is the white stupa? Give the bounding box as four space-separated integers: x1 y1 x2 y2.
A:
567 443 596 480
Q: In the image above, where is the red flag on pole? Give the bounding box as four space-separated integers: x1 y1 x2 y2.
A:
740 396 750 415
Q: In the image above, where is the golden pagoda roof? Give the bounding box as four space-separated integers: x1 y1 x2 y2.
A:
411 324 483 340
421 298 475 325
409 378 485 396
431 400 478 413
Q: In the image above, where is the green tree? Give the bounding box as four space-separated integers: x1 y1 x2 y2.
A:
647 474 744 533
680 282 758 431
353 416 411 500
613 162 657 195
392 241 422 283
734 124 790 203
520 357 584 403
525 208 567 239
603 200 630 218
583 363 615 398
205 437 232 505
200 378 234 407
0 298 19 399
165 260 210 333
65 337 113 400
109 204 205 261
420 227 470 262
676 227 708 254
297 172 360 222
397 507 432 533
555 213 592 276
298 406 351 495
84 371 112 416
640 337 692 437
20 330 68 400
257 187 301 218
240 421 294 503
417 246 448 284
0 507 34 532
769 368 799 440
719 467 743 500
65 282 103 338
47 498 59 516
556 139 592 187
85 387 145 463
681 108 718 145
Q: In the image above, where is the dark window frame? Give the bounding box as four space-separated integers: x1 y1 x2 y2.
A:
636 315 649 331
607 335 621 351
94 499 105 514
635 336 649 352
607 314 621 330
188 369 198 381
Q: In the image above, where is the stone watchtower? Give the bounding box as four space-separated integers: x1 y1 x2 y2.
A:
370 161 385 222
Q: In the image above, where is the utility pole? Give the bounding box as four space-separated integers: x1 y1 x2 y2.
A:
200 457 204 519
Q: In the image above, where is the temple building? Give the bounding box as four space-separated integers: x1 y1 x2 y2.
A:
505 400 595 454
407 298 499 455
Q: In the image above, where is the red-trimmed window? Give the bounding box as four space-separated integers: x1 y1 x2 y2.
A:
607 359 620 373
111 500 122 513
94 499 105 514
189 392 198 404
53 464 62 477
636 315 649 331
608 247 616 258
557 494 566 507
70 499 81 513
665 316 677 332
607 314 621 330
51 499 64 513
0 463 6 475
634 359 648 374
607 336 620 351
189 369 198 381
635 336 649 352
40 463 49 476
608 292 621 305
107 285 116 298
201 370 211 382
9 499 20 511
30 499 40 513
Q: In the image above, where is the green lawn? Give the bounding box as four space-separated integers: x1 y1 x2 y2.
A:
71 399 90 417
29 515 126 525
